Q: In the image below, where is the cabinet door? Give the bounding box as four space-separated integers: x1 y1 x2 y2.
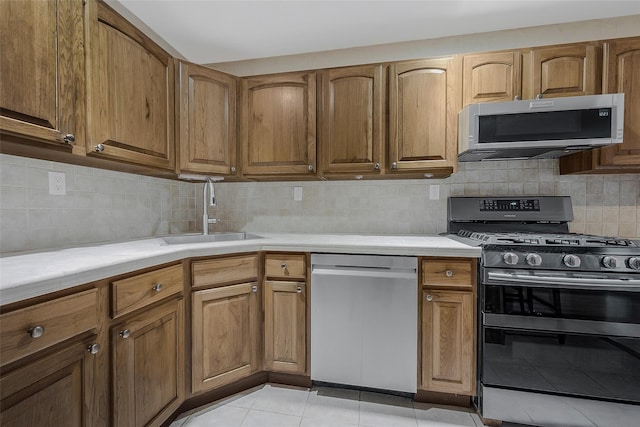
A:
241 72 316 176
86 1 175 170
318 65 383 176
0 336 100 427
462 51 521 107
421 290 474 394
597 38 640 170
112 298 184 427
264 280 306 373
524 44 601 99
177 62 238 176
389 57 461 173
191 283 260 393
0 0 85 149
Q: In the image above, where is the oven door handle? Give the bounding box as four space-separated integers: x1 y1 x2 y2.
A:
486 271 640 292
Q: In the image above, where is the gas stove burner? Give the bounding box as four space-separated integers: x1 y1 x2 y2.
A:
456 230 639 248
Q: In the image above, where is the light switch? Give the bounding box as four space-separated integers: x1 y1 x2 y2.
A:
429 184 439 200
293 186 303 201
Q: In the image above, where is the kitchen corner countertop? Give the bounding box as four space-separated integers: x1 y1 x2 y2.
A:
0 233 480 305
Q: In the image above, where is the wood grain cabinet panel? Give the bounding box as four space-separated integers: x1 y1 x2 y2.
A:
389 57 461 175
0 335 100 427
422 258 473 290
560 37 640 174
0 289 97 366
177 61 238 176
191 283 260 393
192 254 259 289
421 289 475 395
265 253 306 280
112 298 184 427
241 72 316 177
85 1 175 170
0 0 85 149
318 65 383 176
264 280 306 373
462 51 522 106
523 44 601 99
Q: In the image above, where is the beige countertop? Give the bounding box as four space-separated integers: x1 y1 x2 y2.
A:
0 233 480 305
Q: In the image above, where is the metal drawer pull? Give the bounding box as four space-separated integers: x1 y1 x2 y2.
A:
445 270 454 277
28 326 45 338
297 286 303 293
88 343 100 354
426 295 434 302
152 283 163 292
63 133 75 144
119 329 131 339
252 285 258 293
281 263 287 269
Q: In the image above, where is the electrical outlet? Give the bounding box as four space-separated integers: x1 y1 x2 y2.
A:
48 171 66 195
429 184 440 200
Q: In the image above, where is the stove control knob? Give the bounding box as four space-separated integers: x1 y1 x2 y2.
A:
628 257 640 270
503 252 519 266
563 254 581 268
601 256 618 269
525 253 543 267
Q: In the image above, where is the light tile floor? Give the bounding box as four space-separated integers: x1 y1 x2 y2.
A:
170 384 487 427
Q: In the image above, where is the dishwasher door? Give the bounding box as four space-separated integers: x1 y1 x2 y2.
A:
310 254 418 393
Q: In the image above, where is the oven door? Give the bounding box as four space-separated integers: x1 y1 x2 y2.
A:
481 268 640 404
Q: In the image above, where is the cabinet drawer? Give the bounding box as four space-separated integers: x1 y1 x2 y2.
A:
112 264 183 317
0 289 98 366
192 254 259 288
265 253 306 279
422 258 474 290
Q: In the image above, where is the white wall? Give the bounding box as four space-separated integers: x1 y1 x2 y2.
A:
208 15 640 76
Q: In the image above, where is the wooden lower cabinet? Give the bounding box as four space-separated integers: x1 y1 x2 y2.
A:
191 282 260 393
421 289 475 395
264 280 306 373
112 298 184 427
0 335 100 427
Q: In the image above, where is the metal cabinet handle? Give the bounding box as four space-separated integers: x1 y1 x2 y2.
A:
94 144 105 152
281 263 287 269
119 329 131 339
374 162 380 170
230 166 237 174
28 325 45 338
308 164 314 172
426 295 434 302
536 93 543 100
252 285 258 293
391 162 398 170
87 343 100 354
63 133 75 145
445 270 454 277
296 286 303 293
152 283 163 292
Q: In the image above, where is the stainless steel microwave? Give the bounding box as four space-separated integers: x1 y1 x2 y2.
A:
458 93 624 161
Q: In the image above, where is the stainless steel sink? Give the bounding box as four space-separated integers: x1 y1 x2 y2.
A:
162 232 262 245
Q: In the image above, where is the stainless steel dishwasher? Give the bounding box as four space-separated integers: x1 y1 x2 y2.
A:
310 253 418 393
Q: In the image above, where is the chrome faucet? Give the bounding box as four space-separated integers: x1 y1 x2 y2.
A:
202 177 223 235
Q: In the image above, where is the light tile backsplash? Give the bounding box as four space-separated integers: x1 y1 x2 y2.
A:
212 159 640 239
0 154 198 254
1 154 638 254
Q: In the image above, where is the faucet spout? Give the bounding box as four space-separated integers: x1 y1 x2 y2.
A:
202 176 223 235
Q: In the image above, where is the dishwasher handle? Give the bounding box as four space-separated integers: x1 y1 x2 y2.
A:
311 265 417 280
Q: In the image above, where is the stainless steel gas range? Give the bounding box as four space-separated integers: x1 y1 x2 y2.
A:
447 196 640 427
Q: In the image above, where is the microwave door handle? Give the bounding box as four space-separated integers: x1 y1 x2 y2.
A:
486 271 640 292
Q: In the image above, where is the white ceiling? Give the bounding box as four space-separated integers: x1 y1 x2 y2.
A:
117 1 640 64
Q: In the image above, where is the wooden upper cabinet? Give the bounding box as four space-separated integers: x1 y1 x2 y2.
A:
462 51 521 106
0 0 85 150
240 72 316 177
523 43 601 99
389 57 461 174
85 1 175 170
177 62 238 176
560 37 640 174
318 65 383 176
